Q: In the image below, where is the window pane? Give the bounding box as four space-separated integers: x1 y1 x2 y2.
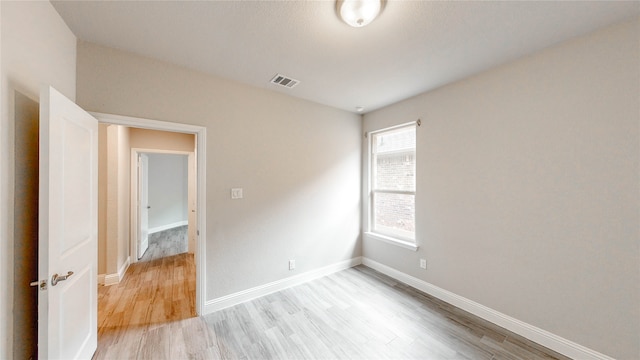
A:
373 126 415 154
373 192 415 240
374 152 415 191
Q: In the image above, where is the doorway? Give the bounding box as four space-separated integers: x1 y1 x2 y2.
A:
92 113 206 358
93 112 206 314
132 150 196 263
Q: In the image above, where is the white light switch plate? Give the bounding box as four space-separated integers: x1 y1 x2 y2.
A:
231 188 243 199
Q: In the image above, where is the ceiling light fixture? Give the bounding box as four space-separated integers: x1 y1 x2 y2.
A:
336 0 385 28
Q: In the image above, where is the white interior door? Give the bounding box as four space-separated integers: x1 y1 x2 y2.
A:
38 86 98 359
138 153 149 259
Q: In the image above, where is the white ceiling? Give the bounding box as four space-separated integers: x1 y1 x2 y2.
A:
51 1 639 114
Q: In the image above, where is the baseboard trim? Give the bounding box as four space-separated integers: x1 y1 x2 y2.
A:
204 257 363 314
99 256 131 286
102 273 119 286
361 257 614 360
118 256 130 282
149 221 188 235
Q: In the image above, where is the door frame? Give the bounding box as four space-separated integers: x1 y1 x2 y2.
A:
91 112 206 316
130 149 195 262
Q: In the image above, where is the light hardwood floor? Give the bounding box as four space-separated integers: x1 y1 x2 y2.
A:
95 252 196 359
95 255 570 360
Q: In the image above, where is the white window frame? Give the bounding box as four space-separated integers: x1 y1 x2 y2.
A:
364 122 418 251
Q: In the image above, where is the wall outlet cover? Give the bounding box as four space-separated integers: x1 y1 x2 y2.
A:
231 188 243 199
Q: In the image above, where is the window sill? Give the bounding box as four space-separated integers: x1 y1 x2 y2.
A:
364 232 418 251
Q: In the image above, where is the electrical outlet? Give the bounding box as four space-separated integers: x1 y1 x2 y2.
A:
420 259 427 269
289 260 296 270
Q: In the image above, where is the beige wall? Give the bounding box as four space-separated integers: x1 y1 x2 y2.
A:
101 124 131 276
362 18 639 359
0 2 76 358
116 126 130 273
77 41 362 300
130 127 195 152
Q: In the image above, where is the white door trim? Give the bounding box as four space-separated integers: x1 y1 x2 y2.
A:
91 112 206 316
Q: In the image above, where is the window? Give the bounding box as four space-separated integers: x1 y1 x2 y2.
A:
369 124 416 243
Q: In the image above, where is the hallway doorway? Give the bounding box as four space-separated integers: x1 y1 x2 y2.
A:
92 112 206 356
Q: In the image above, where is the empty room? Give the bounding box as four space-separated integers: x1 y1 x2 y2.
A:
1 1 638 360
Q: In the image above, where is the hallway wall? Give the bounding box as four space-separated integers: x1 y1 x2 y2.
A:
147 153 188 232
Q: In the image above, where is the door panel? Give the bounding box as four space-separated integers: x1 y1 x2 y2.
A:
61 119 92 252
39 86 97 359
58 268 92 359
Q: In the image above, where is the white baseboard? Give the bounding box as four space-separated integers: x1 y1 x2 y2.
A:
149 220 188 235
204 257 363 314
118 256 130 281
103 273 120 286
98 256 131 286
361 257 614 360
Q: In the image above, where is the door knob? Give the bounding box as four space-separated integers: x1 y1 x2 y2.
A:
51 271 74 286
147 206 151 209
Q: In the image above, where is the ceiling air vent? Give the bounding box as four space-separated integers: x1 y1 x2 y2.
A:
270 74 300 89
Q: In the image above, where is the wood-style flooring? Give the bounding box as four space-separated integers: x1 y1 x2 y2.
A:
95 253 570 359
96 226 194 359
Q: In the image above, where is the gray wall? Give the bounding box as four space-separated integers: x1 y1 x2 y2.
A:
147 153 188 231
76 41 363 300
362 18 639 360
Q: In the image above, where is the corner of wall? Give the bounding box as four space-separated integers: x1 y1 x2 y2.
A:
361 258 616 360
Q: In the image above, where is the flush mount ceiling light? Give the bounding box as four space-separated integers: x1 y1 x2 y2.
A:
336 0 385 28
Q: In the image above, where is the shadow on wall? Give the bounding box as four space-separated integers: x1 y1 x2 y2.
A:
13 91 39 360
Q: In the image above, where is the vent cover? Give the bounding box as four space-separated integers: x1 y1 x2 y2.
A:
270 74 300 89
